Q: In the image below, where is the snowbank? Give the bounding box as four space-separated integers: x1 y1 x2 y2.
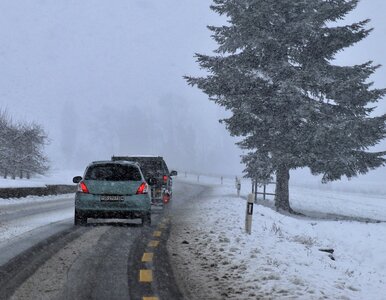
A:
169 179 386 299
0 169 81 188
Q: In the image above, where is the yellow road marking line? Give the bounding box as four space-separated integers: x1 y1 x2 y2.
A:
139 270 153 282
143 297 159 300
148 240 159 247
153 231 162 237
142 252 154 262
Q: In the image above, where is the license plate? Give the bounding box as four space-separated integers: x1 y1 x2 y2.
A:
100 195 124 201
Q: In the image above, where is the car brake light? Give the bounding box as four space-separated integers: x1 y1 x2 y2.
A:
163 193 170 204
163 175 168 183
78 181 89 193
136 182 148 194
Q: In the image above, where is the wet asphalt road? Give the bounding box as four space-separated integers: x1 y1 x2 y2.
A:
0 181 208 300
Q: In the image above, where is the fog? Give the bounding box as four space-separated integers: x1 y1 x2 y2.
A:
0 0 385 179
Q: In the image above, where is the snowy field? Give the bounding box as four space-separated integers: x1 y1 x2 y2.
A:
0 169 81 188
182 172 386 222
169 177 386 300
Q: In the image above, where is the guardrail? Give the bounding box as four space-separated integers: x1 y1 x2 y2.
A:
0 185 77 199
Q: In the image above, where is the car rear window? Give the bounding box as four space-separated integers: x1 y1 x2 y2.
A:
84 164 142 181
138 160 165 177
112 157 168 178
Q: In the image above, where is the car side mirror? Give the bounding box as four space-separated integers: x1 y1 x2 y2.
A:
147 177 157 185
170 170 178 176
73 176 82 184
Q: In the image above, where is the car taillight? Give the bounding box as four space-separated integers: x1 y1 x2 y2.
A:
78 181 89 193
136 182 148 194
163 193 170 204
163 175 168 183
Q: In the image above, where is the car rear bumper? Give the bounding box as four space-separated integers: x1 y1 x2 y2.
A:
75 209 148 219
75 192 151 215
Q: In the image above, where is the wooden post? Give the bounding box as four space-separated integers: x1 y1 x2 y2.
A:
263 184 266 200
254 179 258 202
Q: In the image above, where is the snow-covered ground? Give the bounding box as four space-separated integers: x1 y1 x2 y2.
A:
0 169 81 188
181 173 386 222
0 193 74 207
169 177 386 299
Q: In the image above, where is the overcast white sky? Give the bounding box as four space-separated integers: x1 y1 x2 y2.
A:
0 0 385 180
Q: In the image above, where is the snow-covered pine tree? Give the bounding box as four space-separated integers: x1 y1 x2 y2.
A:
185 0 386 212
242 151 273 185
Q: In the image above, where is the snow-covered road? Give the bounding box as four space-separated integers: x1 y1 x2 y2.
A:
0 194 75 266
0 182 199 300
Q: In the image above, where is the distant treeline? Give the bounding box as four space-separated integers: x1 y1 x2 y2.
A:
0 110 49 179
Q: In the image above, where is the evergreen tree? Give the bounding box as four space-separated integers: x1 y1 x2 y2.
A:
186 0 386 212
242 151 273 184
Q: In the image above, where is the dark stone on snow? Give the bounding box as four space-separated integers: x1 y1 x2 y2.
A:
319 248 334 254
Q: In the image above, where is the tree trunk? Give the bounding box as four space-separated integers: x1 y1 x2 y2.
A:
19 170 23 179
3 170 7 179
274 165 292 212
27 172 30 179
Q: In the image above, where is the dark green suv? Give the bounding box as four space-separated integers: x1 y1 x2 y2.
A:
111 156 177 205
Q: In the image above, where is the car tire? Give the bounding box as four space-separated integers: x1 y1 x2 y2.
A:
74 210 87 226
142 213 151 226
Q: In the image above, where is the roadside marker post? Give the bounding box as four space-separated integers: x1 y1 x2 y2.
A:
245 194 254 234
